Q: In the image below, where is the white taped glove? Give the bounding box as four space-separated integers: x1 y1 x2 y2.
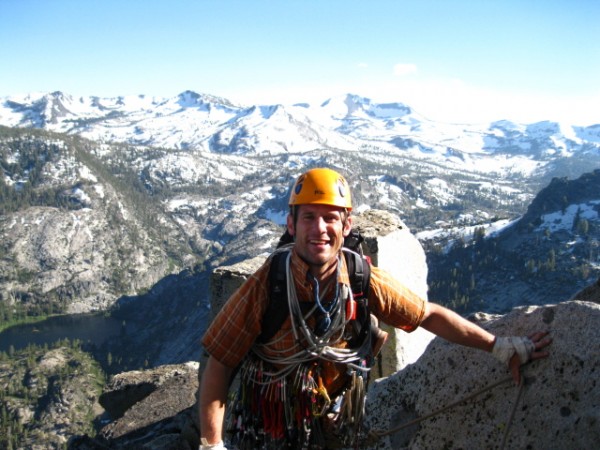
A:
492 336 536 366
199 438 227 450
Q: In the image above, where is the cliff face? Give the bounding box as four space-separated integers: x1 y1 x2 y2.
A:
3 204 171 313
0 129 191 317
366 300 600 449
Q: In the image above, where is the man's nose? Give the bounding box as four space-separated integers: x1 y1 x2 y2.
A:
314 217 327 233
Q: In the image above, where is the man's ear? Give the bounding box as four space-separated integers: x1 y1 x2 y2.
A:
342 215 352 237
286 214 295 237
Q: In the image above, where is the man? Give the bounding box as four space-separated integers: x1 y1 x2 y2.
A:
199 168 551 449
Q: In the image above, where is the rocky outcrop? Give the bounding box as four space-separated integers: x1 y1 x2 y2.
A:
365 300 600 449
209 255 266 320
98 363 200 449
72 363 201 450
352 209 434 375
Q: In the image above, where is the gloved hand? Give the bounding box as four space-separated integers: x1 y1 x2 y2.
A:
492 332 551 385
492 336 535 365
199 438 227 450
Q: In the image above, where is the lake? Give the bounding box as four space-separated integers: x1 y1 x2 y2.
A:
0 313 123 353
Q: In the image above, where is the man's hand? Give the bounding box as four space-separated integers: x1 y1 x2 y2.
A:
503 331 552 384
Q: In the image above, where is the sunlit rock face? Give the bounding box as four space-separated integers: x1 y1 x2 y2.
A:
365 300 600 450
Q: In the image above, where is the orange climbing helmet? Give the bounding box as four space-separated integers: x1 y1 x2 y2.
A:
289 168 352 211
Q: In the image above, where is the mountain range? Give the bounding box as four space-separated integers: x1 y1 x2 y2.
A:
3 90 599 228
2 89 599 225
1 90 599 370
3 90 599 157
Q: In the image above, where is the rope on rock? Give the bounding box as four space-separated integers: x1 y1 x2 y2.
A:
369 374 526 448
500 377 526 450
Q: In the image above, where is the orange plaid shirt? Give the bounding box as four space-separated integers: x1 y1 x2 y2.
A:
202 247 426 368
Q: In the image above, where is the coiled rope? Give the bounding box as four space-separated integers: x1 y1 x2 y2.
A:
250 252 369 383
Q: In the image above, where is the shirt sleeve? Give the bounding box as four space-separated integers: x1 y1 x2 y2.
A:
367 266 426 332
201 260 271 368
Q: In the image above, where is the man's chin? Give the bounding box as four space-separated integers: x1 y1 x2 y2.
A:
300 251 336 268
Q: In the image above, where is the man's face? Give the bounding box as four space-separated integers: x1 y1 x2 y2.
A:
287 203 352 274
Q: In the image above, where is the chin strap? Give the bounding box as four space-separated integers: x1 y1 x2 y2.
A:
492 336 536 365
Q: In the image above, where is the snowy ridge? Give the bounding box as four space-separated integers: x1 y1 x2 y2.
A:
1 90 598 166
2 89 599 242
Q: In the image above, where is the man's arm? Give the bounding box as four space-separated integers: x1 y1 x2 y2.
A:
199 355 234 446
419 302 496 351
420 302 551 384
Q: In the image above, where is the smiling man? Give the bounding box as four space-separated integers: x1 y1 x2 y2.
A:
198 168 551 449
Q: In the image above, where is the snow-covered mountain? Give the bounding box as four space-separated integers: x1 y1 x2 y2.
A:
1 90 599 373
2 90 598 160
2 90 599 258
2 90 599 228
1 90 598 250
0 90 356 154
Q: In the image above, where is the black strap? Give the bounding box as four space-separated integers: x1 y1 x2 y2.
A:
343 248 369 299
342 248 373 361
258 250 290 343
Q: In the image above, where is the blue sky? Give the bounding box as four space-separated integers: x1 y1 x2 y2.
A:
1 0 599 124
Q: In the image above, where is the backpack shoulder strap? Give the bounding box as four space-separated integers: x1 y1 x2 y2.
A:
257 248 290 344
342 248 375 364
342 248 371 300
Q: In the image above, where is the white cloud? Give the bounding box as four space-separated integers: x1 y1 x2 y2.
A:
393 63 418 76
361 77 600 125
220 74 600 126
